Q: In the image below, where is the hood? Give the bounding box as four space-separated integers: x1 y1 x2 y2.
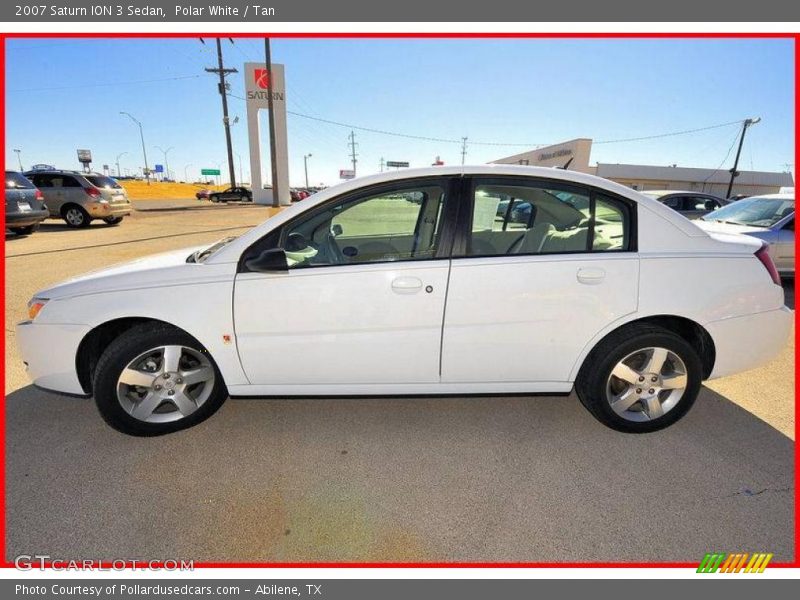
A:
36 245 211 300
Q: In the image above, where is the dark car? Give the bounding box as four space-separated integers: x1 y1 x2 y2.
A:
5 171 48 236
209 186 252 203
640 190 728 220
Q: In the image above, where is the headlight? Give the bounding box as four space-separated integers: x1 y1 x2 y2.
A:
27 298 48 320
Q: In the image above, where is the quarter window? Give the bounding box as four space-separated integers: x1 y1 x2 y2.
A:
468 181 631 256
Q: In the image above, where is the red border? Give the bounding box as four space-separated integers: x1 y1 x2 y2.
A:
0 30 797 571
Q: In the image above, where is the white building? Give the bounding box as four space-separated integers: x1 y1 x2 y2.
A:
492 138 794 197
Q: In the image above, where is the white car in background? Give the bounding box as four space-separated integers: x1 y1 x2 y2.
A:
696 193 794 277
16 166 790 436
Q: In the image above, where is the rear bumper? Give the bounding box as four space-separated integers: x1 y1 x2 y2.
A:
706 306 792 380
16 320 90 395
85 202 132 219
5 209 49 228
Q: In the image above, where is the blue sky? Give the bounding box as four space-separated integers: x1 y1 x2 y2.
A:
4 37 795 186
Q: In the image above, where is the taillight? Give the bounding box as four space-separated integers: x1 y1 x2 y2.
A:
755 242 781 285
85 186 102 199
35 189 44 201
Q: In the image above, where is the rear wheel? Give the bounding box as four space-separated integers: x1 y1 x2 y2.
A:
103 216 124 225
10 224 39 236
93 323 228 436
576 324 702 433
63 205 90 228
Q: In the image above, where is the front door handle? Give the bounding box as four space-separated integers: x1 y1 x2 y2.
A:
577 267 606 285
391 276 423 294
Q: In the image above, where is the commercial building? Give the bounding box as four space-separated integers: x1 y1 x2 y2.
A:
492 138 793 197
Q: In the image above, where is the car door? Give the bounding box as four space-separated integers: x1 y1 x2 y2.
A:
29 174 60 215
440 177 639 385
233 177 457 387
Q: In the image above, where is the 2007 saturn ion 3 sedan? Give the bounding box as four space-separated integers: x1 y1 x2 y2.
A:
17 166 791 436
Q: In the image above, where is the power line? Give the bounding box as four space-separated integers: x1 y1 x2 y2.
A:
593 120 745 145
7 74 202 93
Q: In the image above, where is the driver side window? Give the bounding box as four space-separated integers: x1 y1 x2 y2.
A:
282 182 447 268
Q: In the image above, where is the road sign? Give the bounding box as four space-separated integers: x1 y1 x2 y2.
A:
386 161 409 168
77 149 92 163
201 168 221 176
154 164 164 173
339 169 356 180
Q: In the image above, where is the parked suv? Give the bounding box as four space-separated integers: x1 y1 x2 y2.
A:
5 171 48 236
23 169 132 228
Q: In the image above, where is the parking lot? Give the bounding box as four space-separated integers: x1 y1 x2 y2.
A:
4 203 795 563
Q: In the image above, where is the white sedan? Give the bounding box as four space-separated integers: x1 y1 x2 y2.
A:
17 166 791 436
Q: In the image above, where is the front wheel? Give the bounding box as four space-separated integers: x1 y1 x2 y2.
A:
93 323 228 436
575 324 702 433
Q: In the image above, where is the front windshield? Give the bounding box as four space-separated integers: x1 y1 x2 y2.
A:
701 196 794 228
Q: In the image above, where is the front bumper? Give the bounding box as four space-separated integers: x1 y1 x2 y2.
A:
85 202 132 219
16 320 91 395
705 306 792 380
5 209 49 228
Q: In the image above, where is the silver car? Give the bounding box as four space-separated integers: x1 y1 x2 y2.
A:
695 193 794 277
24 169 132 228
641 190 727 220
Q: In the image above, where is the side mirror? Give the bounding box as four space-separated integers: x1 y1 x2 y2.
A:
331 223 343 236
244 248 289 272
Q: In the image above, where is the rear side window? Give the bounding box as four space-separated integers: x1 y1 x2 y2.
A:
662 196 683 209
467 180 632 257
5 172 34 189
85 175 121 189
60 175 83 188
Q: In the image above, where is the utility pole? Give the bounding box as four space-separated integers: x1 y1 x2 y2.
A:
726 117 761 198
13 149 23 171
303 153 312 188
120 112 150 185
348 131 358 176
205 38 238 189
235 153 244 186
155 146 173 182
263 37 282 207
461 137 468 165
380 157 385 172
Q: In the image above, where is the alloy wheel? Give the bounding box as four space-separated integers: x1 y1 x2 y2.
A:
116 345 215 424
605 346 688 422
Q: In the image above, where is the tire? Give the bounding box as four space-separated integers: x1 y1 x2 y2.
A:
103 216 124 225
209 195 218 203
62 205 90 228
575 324 702 433
10 224 39 236
93 322 228 436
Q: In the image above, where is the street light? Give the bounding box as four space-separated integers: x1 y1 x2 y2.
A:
120 111 150 185
184 163 193 183
303 153 312 189
154 145 174 182
115 152 128 178
12 149 23 171
726 117 762 199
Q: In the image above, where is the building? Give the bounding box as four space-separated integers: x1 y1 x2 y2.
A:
492 138 794 198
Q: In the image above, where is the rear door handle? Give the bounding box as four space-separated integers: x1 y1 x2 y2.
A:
391 276 423 294
577 267 606 285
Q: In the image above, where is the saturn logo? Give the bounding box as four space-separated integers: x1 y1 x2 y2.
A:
254 68 270 89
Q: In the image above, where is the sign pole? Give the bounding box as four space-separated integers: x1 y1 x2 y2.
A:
264 38 282 207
